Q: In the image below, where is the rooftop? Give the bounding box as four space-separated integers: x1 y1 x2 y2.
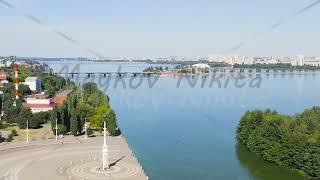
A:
23 103 55 109
192 63 210 68
25 77 39 82
53 89 73 105
27 93 48 99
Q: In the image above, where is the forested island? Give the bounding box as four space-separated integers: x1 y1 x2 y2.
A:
236 107 320 177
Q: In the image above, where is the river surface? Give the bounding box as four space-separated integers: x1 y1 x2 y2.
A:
44 61 320 180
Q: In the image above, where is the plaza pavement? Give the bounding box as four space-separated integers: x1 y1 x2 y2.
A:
0 136 148 180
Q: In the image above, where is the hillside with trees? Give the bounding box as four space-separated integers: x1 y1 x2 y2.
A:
236 107 320 177
1 62 119 143
50 82 119 137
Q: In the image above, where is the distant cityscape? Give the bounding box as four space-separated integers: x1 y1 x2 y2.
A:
1 54 320 67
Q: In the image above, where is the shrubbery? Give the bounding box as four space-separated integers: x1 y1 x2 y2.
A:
5 134 13 142
87 127 94 137
236 107 320 177
11 129 18 136
0 121 3 129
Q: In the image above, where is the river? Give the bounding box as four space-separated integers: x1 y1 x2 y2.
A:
44 61 320 180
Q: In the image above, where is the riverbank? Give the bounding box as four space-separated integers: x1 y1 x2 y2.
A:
38 60 320 180
157 71 320 77
0 135 148 180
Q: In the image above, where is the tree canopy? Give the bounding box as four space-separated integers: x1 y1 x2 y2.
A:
50 82 118 136
236 107 320 177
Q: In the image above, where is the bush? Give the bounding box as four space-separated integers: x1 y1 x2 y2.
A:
29 116 41 129
87 127 94 137
57 124 67 135
33 112 50 124
11 129 18 136
5 134 13 142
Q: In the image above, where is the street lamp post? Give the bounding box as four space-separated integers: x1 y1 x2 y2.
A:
55 118 58 141
26 120 29 143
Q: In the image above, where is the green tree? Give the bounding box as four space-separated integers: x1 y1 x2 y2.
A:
0 120 4 129
18 84 32 97
57 124 67 135
87 127 94 137
70 109 79 136
236 107 320 178
89 106 109 129
5 134 13 142
11 129 18 136
17 108 34 129
33 111 50 124
0 95 2 112
106 109 118 136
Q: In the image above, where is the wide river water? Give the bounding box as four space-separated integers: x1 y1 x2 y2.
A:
45 61 320 180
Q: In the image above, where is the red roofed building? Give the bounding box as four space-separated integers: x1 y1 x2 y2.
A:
0 71 7 81
23 94 55 113
23 90 72 113
53 90 72 105
23 103 55 113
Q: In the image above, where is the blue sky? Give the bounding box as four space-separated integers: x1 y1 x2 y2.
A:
0 0 319 57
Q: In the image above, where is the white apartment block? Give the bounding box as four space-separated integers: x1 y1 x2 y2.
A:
24 77 42 91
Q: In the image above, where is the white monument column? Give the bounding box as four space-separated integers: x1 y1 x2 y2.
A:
102 121 109 170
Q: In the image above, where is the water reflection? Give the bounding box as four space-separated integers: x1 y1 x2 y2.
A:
236 144 307 180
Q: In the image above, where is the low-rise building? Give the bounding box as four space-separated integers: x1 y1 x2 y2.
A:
304 58 320 67
0 72 8 91
24 77 42 91
23 90 72 113
23 94 55 113
192 63 210 73
0 71 8 82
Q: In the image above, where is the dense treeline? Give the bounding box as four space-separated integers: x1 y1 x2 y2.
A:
236 107 320 177
40 73 67 97
50 82 119 136
1 62 119 140
143 66 169 73
233 63 320 70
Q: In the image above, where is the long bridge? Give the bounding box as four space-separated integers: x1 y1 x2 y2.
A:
55 69 320 78
55 72 156 77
